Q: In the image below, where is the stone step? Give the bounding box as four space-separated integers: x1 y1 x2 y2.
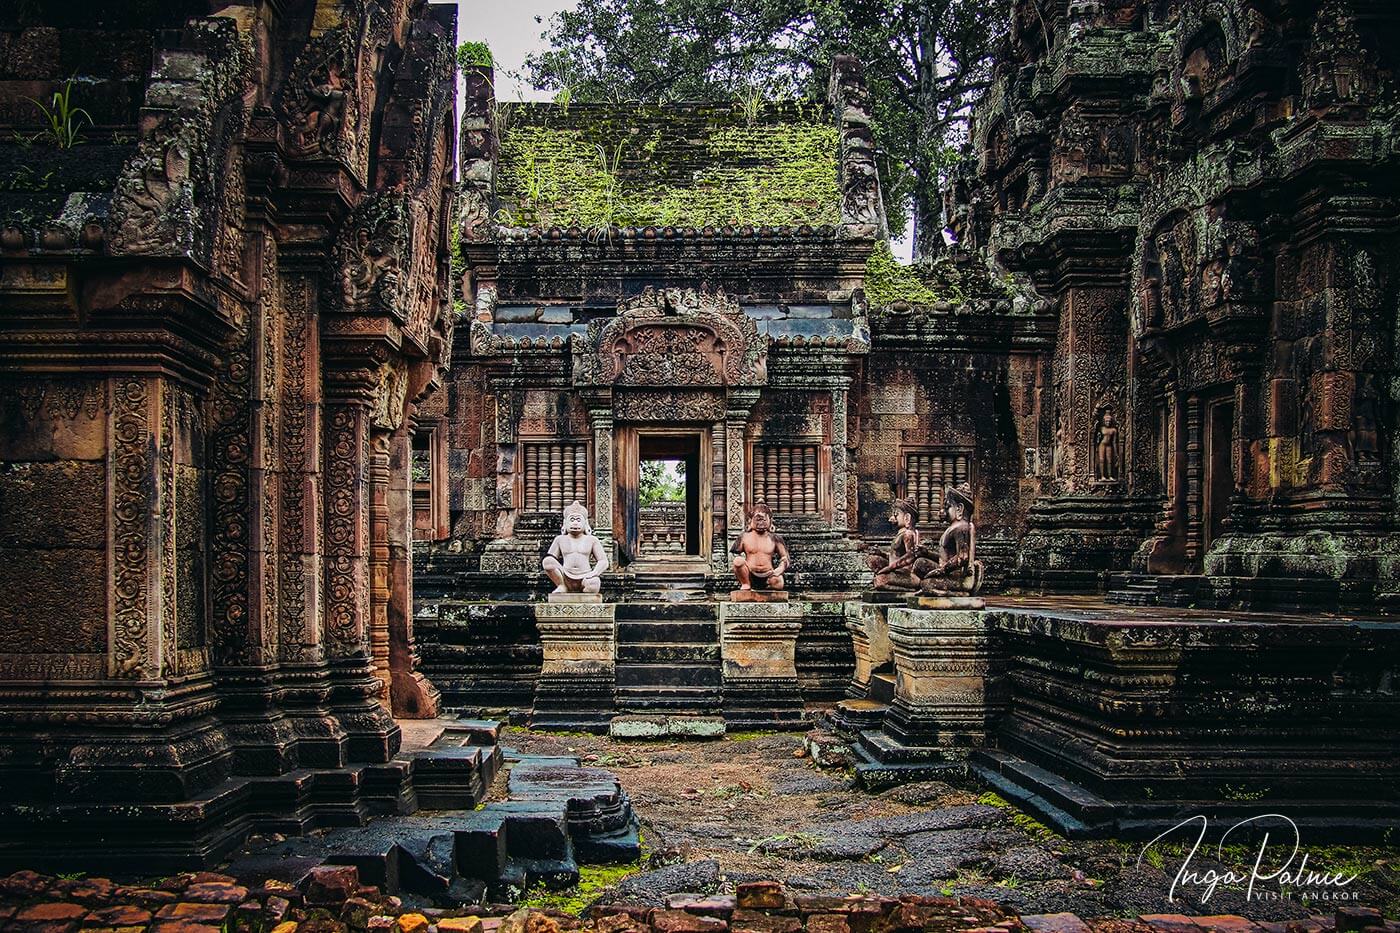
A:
609 714 726 740
616 620 718 643
868 672 896 704
850 733 971 789
614 602 717 622
616 642 721 663
616 663 721 688
614 687 722 715
408 744 500 810
969 749 1116 836
830 698 888 732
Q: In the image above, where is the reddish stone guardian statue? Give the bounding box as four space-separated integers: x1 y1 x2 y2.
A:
731 503 789 592
918 482 985 596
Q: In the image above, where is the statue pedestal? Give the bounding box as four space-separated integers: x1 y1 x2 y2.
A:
829 597 901 734
547 591 603 603
728 589 788 602
718 601 805 730
852 607 1001 788
531 602 617 732
906 594 986 610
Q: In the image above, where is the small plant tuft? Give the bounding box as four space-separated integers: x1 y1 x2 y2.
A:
457 41 493 70
26 79 91 149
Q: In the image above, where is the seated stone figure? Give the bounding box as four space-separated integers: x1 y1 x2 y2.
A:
731 503 789 591
918 482 984 596
867 497 933 590
542 501 609 594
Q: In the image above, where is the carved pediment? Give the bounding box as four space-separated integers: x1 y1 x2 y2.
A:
571 288 767 388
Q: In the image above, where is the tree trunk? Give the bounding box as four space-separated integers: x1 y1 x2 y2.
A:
912 3 943 260
912 176 943 260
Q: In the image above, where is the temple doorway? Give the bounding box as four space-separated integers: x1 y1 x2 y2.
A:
1204 396 1235 552
618 429 708 567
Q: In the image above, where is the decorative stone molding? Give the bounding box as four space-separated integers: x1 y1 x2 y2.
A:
572 288 767 389
882 608 1000 754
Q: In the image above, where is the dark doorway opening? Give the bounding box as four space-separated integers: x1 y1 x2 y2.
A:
1204 397 1234 552
637 435 701 557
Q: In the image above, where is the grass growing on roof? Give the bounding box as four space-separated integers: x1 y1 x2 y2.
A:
493 110 840 230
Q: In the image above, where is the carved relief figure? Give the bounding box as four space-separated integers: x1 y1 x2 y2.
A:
542 501 609 594
1095 407 1122 481
867 497 929 590
918 483 985 597
731 503 790 591
111 124 194 254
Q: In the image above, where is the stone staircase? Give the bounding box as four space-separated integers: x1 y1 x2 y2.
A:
628 565 711 602
614 602 722 718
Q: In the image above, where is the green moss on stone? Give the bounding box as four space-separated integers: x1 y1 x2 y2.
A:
519 861 642 913
863 241 941 308
494 106 839 230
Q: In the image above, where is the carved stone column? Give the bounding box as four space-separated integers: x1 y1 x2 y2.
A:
388 422 440 717
721 389 760 576
321 374 400 763
842 601 892 698
272 272 345 767
588 401 616 560
829 383 850 533
882 608 999 754
719 600 804 729
368 429 393 702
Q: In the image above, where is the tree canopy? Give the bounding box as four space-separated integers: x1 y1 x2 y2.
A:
521 0 1006 258
640 459 687 506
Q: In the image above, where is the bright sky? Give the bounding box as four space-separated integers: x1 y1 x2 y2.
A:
457 0 576 102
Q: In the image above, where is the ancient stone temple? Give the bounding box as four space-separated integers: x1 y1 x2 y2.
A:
0 0 468 865
966 0 1400 606
419 1 1400 839
4 0 1400 881
417 56 1042 727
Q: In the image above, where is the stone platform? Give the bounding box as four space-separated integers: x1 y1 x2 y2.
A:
0 716 505 874
977 598 1400 839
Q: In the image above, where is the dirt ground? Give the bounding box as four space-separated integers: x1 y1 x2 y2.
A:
501 727 1400 921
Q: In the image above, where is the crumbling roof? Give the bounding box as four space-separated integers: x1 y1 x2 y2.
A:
492 101 841 230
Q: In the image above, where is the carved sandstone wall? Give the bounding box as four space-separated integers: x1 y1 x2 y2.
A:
0 0 458 862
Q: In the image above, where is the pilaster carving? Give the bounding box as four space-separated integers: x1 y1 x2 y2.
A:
109 377 154 680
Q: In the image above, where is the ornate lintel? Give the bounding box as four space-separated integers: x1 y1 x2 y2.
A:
572 288 767 389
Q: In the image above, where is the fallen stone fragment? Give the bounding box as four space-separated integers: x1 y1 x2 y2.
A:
736 882 785 910
1336 910 1384 933
2 869 52 897
1194 917 1264 933
806 914 851 933
440 916 486 933
302 865 361 906
398 913 432 933
652 908 730 933
83 903 154 927
665 895 737 919
1020 914 1091 933
155 902 234 924
1139 915 1205 933
16 901 88 923
185 881 250 904
730 908 802 933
